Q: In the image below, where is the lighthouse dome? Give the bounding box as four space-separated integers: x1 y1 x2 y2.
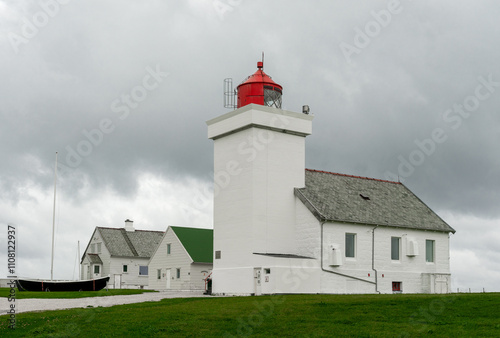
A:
236 61 283 109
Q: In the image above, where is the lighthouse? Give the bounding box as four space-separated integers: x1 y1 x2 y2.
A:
236 61 283 109
207 61 316 295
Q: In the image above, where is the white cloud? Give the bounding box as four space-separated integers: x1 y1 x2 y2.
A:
1 172 212 280
442 211 500 291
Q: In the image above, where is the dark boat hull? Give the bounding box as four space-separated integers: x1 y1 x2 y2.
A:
15 276 110 292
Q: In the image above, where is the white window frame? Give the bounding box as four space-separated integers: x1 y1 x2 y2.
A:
426 239 435 263
391 237 401 261
167 243 171 255
139 265 148 276
345 233 356 258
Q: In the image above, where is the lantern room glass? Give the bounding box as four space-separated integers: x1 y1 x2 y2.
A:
264 87 282 108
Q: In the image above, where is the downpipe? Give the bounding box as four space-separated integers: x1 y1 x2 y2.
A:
321 221 376 285
372 225 380 294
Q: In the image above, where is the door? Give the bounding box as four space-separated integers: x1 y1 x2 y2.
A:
114 274 122 289
166 269 171 289
84 264 90 279
435 276 448 294
93 264 101 278
254 268 262 296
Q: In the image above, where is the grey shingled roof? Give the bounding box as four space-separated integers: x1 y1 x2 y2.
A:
98 227 164 258
295 169 455 233
87 253 103 264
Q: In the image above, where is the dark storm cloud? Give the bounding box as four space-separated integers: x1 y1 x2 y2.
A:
1 0 499 215
1 1 499 287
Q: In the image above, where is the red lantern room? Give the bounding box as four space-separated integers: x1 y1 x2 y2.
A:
237 61 283 109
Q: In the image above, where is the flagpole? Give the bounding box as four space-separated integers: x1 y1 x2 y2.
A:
50 152 58 281
77 240 80 280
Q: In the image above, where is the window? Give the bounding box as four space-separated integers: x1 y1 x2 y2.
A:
426 240 435 262
96 243 102 253
123 265 128 273
94 265 100 274
157 269 161 280
215 250 221 259
392 282 402 293
167 243 171 255
90 243 95 253
391 237 400 260
345 233 356 258
176 268 181 279
139 266 148 276
263 85 282 108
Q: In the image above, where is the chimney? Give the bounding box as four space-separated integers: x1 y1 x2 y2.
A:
124 219 135 232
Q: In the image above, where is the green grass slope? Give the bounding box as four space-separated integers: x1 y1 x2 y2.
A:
1 293 499 337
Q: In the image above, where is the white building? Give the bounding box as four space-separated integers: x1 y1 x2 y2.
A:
81 219 164 289
207 103 455 295
148 226 213 290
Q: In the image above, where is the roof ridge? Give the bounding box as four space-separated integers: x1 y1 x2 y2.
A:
305 168 401 185
97 226 164 233
171 226 212 231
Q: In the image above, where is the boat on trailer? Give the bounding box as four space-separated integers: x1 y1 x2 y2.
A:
15 276 110 292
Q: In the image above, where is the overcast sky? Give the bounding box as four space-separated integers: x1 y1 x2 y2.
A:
1 0 499 292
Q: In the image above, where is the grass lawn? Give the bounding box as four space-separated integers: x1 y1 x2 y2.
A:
0 288 156 299
1 293 500 336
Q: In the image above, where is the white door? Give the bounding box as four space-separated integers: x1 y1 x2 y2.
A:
166 269 171 289
435 276 448 294
114 274 122 289
254 268 262 296
93 265 101 278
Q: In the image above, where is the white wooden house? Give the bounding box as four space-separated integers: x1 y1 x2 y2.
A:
148 226 213 290
207 104 455 295
81 219 164 289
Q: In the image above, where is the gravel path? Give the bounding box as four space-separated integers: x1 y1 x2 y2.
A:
1 291 209 314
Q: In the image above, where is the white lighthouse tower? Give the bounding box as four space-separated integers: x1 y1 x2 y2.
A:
207 62 315 295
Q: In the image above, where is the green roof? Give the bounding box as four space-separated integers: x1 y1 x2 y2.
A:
171 226 213 263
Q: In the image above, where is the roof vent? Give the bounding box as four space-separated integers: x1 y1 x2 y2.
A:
359 194 370 201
